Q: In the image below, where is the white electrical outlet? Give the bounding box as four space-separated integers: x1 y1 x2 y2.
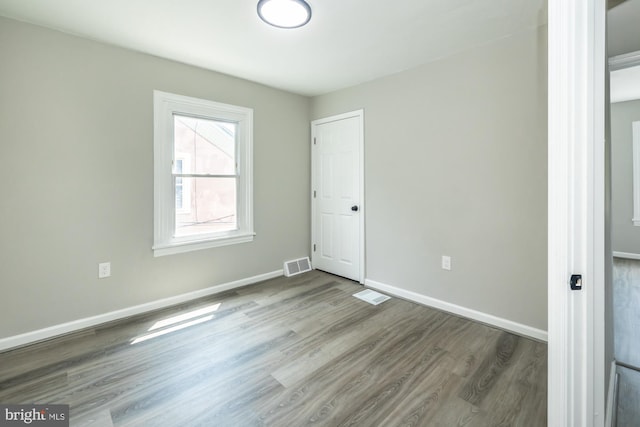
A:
441 255 451 271
98 262 111 279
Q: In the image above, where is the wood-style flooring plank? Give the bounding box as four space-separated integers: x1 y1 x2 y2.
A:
481 339 547 426
458 332 521 406
260 311 454 425
0 271 547 426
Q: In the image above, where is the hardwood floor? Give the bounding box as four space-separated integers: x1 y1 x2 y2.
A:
0 271 547 426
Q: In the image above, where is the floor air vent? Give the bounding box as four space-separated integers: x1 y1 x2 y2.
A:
284 257 312 277
353 289 391 306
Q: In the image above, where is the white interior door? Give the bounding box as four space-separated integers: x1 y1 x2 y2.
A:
311 110 364 283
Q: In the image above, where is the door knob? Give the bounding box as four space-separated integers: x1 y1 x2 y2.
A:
351 205 359 212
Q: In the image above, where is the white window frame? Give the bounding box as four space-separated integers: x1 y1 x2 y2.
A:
633 121 640 226
153 90 254 257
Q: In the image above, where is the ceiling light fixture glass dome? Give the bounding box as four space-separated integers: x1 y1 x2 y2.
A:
257 0 312 29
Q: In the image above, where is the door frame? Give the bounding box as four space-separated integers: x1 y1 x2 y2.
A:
548 0 607 425
310 109 365 284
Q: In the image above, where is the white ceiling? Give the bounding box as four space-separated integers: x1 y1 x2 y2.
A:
0 0 546 96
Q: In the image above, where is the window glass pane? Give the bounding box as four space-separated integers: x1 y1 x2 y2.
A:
176 179 183 210
174 115 236 176
175 177 237 236
175 159 184 210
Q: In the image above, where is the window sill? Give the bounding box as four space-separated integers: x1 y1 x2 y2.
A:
153 232 255 257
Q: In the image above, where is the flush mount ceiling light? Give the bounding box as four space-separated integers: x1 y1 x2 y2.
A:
257 0 312 29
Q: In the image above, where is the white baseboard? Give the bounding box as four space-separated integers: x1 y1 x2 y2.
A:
364 278 548 342
0 270 283 352
613 251 640 260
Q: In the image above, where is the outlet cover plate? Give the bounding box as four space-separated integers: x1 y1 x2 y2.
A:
98 262 111 279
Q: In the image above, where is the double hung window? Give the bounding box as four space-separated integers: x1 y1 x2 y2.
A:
153 91 254 256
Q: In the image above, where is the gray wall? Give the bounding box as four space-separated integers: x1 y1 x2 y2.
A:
612 99 640 255
0 16 549 339
0 17 311 338
311 27 548 330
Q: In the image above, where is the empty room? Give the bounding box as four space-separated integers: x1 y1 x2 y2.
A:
0 1 618 426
